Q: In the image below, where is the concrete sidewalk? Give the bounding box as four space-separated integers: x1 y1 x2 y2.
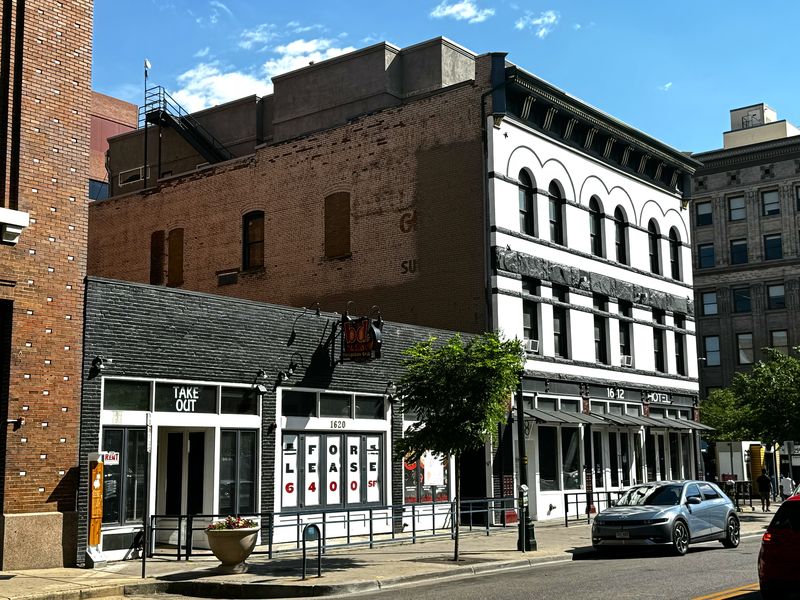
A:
0 510 774 600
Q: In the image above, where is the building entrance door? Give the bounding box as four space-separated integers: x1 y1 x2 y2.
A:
162 431 205 515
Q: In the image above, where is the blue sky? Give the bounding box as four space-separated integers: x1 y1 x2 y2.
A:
93 1 800 153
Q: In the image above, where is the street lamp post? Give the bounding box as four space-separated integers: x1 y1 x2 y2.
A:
515 377 536 551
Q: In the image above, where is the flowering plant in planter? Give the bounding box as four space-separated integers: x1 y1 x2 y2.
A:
206 516 258 531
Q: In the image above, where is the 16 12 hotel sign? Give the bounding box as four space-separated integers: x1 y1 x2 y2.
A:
341 315 383 362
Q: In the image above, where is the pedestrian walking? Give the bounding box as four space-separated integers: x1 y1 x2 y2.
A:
757 470 772 511
780 473 795 501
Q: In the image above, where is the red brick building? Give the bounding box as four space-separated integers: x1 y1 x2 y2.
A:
89 92 136 200
0 0 92 568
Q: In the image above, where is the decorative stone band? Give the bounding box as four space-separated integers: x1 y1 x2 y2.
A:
493 246 694 316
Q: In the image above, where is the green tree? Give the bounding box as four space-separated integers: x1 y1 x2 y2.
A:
394 332 523 561
701 348 800 443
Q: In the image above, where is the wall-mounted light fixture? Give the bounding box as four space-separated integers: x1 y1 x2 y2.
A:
384 381 398 403
88 355 113 379
680 198 690 211
277 352 304 384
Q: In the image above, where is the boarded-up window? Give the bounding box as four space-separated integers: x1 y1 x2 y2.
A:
242 211 264 270
167 228 184 287
324 192 351 259
150 230 165 285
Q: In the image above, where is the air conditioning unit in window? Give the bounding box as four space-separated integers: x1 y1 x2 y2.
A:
524 339 540 354
620 355 633 367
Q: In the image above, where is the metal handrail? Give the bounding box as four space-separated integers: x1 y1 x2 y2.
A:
563 490 626 527
144 496 518 566
138 85 233 161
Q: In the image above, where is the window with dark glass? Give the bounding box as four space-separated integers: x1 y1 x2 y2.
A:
732 287 751 313
737 333 754 364
589 197 603 257
355 395 385 419
701 291 718 315
771 330 789 354
796 187 800 211
523 299 539 343
618 300 632 362
730 238 748 265
518 171 535 236
89 179 109 201
764 234 782 260
697 243 715 269
282 390 317 417
548 182 565 246
552 284 569 358
729 195 746 221
761 190 780 216
538 426 559 491
669 228 681 280
320 393 352 418
704 336 721 366
593 294 608 364
324 192 351 259
648 220 661 274
101 427 147 526
767 283 785 309
695 201 712 226
221 387 259 415
103 380 150 411
242 211 264 270
562 428 581 489
653 309 665 373
219 430 257 515
674 314 686 376
614 207 628 264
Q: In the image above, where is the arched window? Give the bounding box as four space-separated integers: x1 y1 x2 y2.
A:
669 227 681 280
614 207 628 264
518 171 535 236
242 210 265 270
589 197 603 257
548 181 565 246
648 220 661 275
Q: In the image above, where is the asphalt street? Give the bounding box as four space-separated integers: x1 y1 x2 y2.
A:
328 534 767 600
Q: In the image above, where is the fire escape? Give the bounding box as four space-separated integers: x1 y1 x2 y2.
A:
140 86 233 164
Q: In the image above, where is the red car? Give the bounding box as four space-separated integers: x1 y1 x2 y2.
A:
759 495 800 598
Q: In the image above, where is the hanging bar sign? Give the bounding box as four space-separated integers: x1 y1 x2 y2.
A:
341 316 382 362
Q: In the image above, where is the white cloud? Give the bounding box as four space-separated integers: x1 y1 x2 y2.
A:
263 38 356 81
171 62 270 112
659 82 673 92
194 47 210 58
430 1 495 24
515 10 559 38
239 23 278 50
170 38 357 112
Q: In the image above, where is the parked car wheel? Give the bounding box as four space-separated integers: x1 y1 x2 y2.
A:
672 520 689 556
721 515 740 548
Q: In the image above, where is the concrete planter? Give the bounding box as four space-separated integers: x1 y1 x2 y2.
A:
205 527 259 573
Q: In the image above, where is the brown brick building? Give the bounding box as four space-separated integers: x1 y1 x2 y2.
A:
0 0 92 568
91 39 488 334
89 92 136 200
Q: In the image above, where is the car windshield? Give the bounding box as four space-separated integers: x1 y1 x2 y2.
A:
616 484 682 506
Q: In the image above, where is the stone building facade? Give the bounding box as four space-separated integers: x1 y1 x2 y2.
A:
89 37 703 527
0 0 92 568
691 104 800 396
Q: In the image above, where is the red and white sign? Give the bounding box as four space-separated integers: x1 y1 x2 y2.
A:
304 435 320 507
102 451 120 466
326 437 341 505
366 436 381 503
282 434 298 508
347 436 361 504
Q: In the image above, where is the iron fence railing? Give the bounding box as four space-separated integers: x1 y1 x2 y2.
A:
563 490 626 527
145 496 518 564
713 480 755 512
